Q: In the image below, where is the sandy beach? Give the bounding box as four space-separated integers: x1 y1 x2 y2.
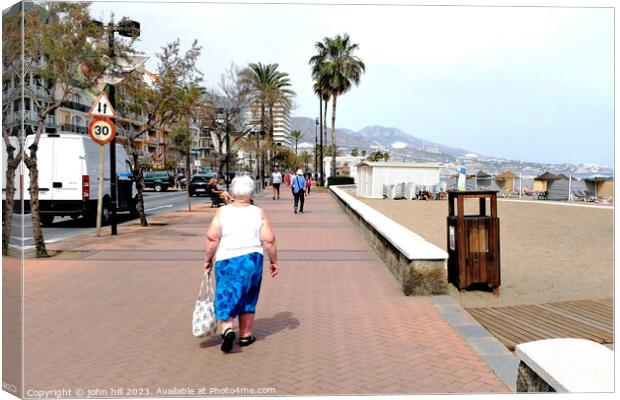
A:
358 197 613 308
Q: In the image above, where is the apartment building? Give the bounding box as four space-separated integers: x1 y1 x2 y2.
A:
271 102 292 148
2 68 195 171
245 101 292 148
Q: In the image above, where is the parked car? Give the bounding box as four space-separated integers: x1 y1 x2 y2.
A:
188 174 214 197
143 170 174 192
2 133 138 226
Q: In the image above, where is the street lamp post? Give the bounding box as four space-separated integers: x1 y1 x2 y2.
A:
104 18 140 235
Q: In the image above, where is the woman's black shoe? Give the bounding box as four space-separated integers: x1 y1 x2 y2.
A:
220 328 236 353
239 335 256 347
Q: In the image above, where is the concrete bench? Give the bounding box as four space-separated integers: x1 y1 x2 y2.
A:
331 185 449 295
515 338 614 392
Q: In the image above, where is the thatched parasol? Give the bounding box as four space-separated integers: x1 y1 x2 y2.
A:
495 171 517 181
474 170 491 178
534 171 560 181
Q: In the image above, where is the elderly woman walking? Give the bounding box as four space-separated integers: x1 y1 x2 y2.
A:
203 176 279 353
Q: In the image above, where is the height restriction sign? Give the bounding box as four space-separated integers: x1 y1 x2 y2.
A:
88 117 116 145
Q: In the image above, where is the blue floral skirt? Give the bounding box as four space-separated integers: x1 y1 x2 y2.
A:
214 252 263 321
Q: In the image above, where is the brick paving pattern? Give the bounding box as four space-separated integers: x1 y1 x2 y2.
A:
21 187 509 396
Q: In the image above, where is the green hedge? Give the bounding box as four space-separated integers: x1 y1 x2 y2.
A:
327 176 355 186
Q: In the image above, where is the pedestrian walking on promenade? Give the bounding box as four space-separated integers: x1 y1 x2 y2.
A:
305 173 312 195
291 169 306 214
203 176 279 353
271 167 282 200
284 170 291 187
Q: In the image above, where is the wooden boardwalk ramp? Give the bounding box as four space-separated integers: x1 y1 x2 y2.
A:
466 298 613 351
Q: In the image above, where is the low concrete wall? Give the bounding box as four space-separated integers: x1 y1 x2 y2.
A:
330 185 448 296
515 338 614 393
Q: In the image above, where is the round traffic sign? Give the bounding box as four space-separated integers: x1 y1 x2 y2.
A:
88 117 116 145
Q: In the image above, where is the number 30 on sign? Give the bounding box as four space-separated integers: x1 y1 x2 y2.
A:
88 117 116 145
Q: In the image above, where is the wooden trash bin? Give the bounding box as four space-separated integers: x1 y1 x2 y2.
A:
447 190 501 295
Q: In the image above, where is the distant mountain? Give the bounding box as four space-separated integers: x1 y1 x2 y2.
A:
290 116 614 176
290 117 468 163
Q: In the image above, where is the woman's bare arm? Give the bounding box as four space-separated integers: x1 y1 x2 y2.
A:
259 209 278 277
204 210 223 272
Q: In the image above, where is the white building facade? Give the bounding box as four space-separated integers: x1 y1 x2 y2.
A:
356 162 442 198
245 102 292 148
272 103 292 148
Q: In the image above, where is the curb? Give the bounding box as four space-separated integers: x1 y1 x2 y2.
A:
430 295 519 392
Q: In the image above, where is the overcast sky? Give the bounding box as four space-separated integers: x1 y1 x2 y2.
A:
89 1 614 166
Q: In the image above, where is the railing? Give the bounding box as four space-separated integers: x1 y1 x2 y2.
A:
59 123 87 134
61 101 89 113
126 113 148 123
3 111 55 125
3 85 51 99
117 125 142 138
27 86 52 98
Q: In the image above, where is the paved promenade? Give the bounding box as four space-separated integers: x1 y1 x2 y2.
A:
22 188 510 396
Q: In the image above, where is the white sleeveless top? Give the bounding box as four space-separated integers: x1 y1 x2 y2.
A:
215 204 264 262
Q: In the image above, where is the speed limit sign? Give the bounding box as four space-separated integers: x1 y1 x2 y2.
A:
88 117 116 145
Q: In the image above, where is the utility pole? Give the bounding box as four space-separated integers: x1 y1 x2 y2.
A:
107 22 118 235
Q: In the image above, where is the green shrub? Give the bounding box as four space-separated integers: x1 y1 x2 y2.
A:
327 176 355 186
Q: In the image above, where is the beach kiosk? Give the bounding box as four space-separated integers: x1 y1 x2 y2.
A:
356 161 441 198
447 190 501 294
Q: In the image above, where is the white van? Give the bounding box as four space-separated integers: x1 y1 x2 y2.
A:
2 133 138 225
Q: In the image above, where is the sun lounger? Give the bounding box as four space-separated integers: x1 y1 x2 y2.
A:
383 184 396 199
405 182 418 200
571 190 589 202
583 191 597 202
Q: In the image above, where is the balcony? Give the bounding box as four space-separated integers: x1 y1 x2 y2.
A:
125 113 148 124
3 111 56 126
59 123 87 135
3 85 52 100
61 101 90 113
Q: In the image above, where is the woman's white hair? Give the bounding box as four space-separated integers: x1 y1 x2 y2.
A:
229 175 255 199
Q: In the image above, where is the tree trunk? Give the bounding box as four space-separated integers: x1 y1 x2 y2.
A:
24 143 47 258
255 131 260 188
217 136 226 184
260 102 266 189
2 134 21 256
331 94 337 178
130 146 148 227
323 98 328 185
269 104 274 168
225 128 231 190
186 151 192 212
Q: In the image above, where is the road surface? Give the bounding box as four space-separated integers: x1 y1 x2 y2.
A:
7 190 211 252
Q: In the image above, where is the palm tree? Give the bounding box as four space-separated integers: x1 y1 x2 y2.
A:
312 79 331 183
309 33 365 177
288 130 303 155
240 63 295 186
367 151 384 162
265 76 295 162
300 151 312 169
